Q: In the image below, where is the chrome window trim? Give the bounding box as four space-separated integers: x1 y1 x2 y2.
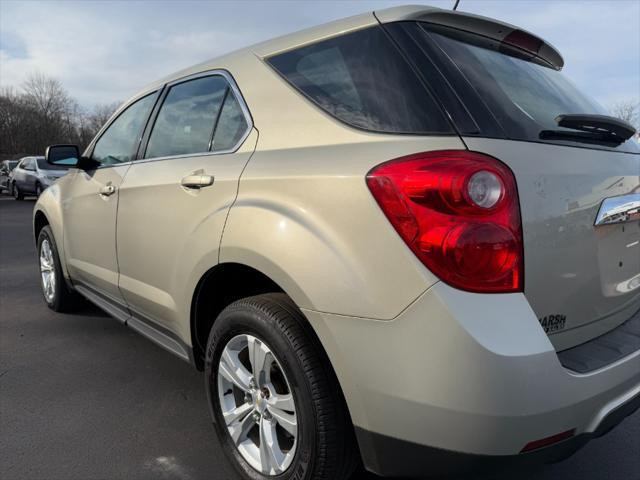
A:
88 69 253 170
140 69 253 161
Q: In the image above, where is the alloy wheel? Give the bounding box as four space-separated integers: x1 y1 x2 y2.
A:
217 334 298 475
39 239 56 303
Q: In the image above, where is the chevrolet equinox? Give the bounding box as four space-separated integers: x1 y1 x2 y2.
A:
34 5 640 479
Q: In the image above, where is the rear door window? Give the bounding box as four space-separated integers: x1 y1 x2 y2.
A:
145 76 228 159
267 26 453 135
211 90 249 152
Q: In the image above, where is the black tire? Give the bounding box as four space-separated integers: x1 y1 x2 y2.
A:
12 182 24 200
37 225 84 312
205 293 358 480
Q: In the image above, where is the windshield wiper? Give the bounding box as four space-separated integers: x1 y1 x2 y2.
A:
539 114 636 147
539 129 626 146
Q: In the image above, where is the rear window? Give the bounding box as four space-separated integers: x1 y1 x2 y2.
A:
267 26 453 135
416 23 639 153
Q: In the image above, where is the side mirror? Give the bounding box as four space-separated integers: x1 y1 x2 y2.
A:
45 144 100 171
46 144 80 167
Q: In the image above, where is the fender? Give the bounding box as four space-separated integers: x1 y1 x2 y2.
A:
33 181 70 280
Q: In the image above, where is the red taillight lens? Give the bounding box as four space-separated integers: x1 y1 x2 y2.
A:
366 151 523 293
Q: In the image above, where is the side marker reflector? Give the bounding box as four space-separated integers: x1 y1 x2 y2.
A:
520 429 576 453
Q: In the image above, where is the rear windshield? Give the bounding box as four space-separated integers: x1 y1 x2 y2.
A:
419 23 639 153
267 26 453 135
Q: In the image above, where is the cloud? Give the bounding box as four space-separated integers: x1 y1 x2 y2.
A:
0 0 637 110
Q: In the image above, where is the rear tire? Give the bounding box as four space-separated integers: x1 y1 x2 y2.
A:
12 183 23 200
37 225 84 312
205 293 358 480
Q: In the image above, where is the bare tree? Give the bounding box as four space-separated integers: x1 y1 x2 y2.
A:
0 73 121 159
77 102 120 148
610 100 639 130
22 72 70 120
88 102 120 131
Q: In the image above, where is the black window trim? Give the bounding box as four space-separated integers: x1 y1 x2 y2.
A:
137 69 253 164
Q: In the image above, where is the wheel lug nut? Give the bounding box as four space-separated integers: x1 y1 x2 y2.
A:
263 410 272 421
253 412 261 423
244 393 252 404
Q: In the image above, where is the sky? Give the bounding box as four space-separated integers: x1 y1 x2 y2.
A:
0 0 639 111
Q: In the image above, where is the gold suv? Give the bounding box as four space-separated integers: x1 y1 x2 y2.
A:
34 5 640 480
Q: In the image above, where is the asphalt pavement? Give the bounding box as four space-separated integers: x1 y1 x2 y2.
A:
1 196 638 480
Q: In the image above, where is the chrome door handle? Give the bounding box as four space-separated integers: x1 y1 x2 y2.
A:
181 174 214 189
99 185 116 196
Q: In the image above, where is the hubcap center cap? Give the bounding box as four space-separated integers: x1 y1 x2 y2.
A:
248 387 267 413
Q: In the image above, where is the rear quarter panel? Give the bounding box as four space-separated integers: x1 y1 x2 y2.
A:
220 54 466 319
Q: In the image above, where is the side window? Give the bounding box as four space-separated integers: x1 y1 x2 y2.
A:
267 26 453 134
212 90 249 152
145 76 228 159
92 93 156 165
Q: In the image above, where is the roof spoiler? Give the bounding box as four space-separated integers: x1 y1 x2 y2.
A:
375 5 564 70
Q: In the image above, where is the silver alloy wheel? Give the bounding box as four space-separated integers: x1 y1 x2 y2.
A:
39 239 56 303
218 334 298 475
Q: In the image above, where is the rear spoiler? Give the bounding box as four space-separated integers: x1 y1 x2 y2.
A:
375 5 564 70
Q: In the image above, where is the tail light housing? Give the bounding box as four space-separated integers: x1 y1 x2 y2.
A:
366 151 523 293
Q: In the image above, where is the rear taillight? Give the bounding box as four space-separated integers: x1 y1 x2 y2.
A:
366 151 523 293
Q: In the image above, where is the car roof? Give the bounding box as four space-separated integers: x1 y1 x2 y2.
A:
111 4 562 127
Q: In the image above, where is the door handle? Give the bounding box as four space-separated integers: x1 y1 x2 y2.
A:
181 174 214 189
99 185 116 196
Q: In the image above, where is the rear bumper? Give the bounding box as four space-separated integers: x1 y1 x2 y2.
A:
354 390 640 478
302 282 640 477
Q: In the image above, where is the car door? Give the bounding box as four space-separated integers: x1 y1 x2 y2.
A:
62 92 158 313
13 159 27 191
116 71 256 336
20 158 36 192
0 162 9 190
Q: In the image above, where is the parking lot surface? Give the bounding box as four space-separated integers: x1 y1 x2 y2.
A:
1 197 639 480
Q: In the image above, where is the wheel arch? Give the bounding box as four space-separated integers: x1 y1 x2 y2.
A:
32 188 68 279
190 262 363 466
189 262 336 383
33 209 49 244
190 262 287 370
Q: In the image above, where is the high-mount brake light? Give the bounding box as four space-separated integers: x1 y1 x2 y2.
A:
366 151 523 293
